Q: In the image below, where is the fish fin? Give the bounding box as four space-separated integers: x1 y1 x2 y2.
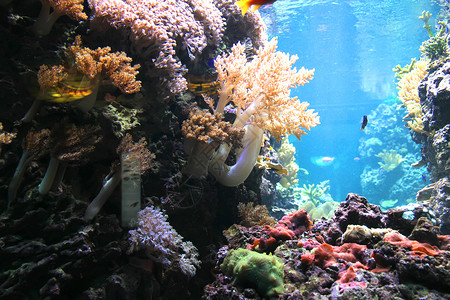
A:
236 0 251 15
250 4 262 12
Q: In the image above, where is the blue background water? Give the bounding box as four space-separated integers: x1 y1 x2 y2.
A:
260 0 439 203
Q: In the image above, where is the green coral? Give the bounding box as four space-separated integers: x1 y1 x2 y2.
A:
102 102 142 137
393 58 416 79
299 182 327 205
418 11 449 61
375 149 406 171
220 248 285 298
419 10 433 38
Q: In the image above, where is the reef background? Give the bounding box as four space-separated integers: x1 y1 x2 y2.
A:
0 0 449 299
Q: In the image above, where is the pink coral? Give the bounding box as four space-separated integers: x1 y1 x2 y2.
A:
88 0 225 94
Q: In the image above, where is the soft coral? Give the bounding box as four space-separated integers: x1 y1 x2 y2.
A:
31 0 87 36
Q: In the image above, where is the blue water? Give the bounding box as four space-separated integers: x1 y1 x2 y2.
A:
260 0 439 203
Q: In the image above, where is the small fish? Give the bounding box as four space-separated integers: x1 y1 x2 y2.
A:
360 115 368 130
421 174 427 182
236 0 277 15
310 156 335 167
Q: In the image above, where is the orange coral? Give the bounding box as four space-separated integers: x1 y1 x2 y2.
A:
66 36 142 94
37 36 141 94
182 106 244 146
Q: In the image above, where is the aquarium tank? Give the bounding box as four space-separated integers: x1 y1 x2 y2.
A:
1 0 450 299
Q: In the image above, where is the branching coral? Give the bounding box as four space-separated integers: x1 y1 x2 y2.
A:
419 11 449 61
128 206 200 277
375 149 406 171
23 36 141 121
84 134 155 221
395 58 430 135
183 38 319 186
299 183 326 205
31 0 87 36
88 0 225 95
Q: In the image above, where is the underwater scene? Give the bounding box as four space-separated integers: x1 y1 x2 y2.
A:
1 0 450 299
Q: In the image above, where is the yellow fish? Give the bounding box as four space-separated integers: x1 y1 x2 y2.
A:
236 0 277 15
38 74 95 103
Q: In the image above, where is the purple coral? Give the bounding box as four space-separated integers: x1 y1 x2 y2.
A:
128 206 200 277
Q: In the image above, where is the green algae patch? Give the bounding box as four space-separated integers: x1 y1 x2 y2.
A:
220 248 285 297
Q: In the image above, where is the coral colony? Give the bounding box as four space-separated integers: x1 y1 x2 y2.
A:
0 1 449 300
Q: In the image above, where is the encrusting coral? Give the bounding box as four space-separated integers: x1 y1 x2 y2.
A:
375 149 406 171
31 0 87 36
220 248 285 298
23 36 141 121
183 38 319 186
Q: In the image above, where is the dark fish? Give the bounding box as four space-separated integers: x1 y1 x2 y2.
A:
421 174 427 182
360 115 368 130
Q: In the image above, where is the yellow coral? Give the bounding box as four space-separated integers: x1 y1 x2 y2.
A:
395 58 429 134
375 149 406 171
277 137 299 188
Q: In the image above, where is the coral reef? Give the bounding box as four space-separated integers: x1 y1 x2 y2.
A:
276 137 299 189
416 60 450 233
183 38 319 186
375 149 406 171
359 103 425 207
205 194 450 299
88 0 225 95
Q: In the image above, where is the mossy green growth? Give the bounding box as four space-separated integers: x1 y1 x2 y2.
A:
220 248 285 298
